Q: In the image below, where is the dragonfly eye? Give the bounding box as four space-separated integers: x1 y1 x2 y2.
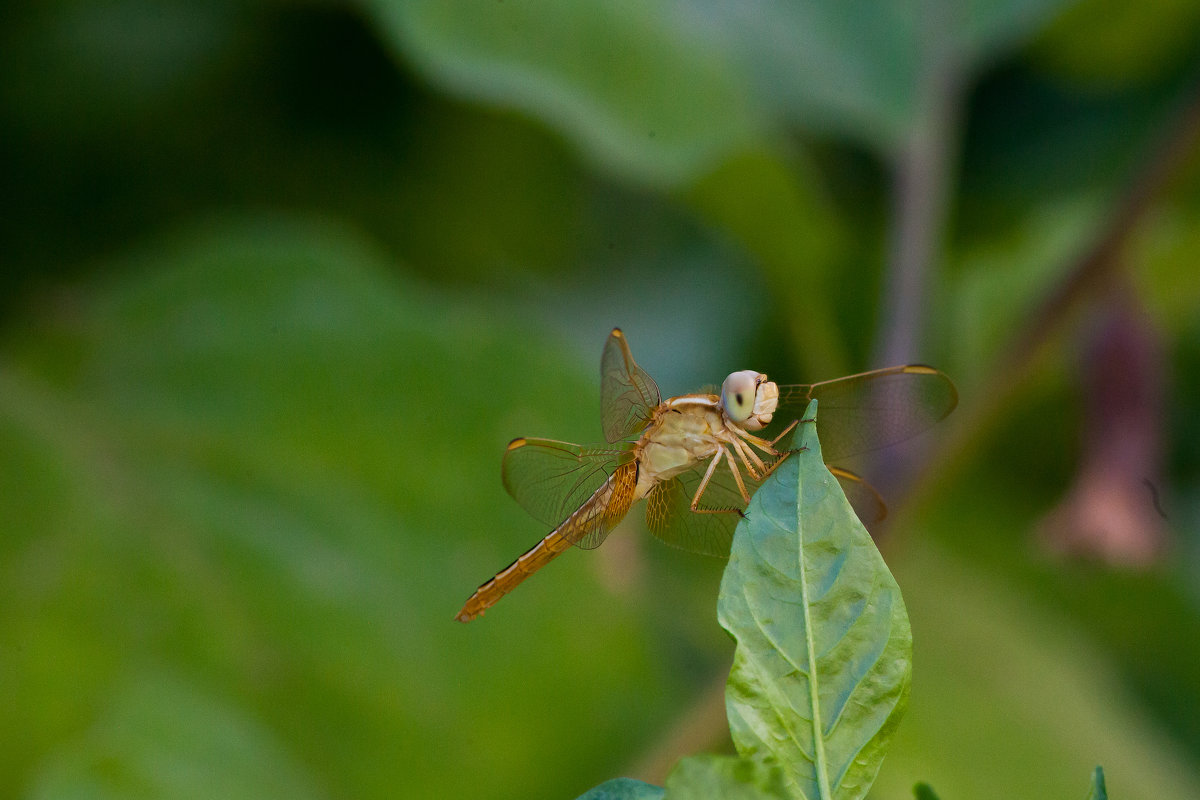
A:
721 370 760 423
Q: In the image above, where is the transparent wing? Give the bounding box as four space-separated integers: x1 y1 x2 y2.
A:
775 365 958 462
557 460 639 550
645 452 776 558
600 328 661 443
502 438 634 529
644 447 890 557
771 424 891 524
829 466 888 525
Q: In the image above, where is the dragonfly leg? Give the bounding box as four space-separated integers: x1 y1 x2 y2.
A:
723 445 752 504
730 436 767 480
750 419 809 482
689 448 724 509
690 447 750 515
756 449 793 480
768 419 800 449
734 429 775 452
735 418 800 458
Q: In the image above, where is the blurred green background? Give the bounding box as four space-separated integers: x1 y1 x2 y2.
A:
4 1 1200 799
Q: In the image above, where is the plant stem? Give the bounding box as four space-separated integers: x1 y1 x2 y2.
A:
874 11 962 367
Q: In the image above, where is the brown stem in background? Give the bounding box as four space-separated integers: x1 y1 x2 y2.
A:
869 14 966 495
875 14 962 367
904 76 1200 512
624 670 731 784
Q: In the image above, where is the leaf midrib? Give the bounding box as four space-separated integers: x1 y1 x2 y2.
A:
797 463 833 800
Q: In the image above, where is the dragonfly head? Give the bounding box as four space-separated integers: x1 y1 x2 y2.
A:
721 370 778 431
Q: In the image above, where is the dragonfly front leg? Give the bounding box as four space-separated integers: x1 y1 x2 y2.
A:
730 436 767 480
768 419 800 449
735 419 801 458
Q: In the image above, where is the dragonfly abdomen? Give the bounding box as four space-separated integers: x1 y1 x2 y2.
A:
454 526 574 623
455 463 637 622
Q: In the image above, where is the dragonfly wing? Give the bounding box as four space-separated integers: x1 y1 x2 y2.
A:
776 365 958 462
829 466 888 525
645 454 889 556
502 438 634 530
600 328 661 443
558 460 639 550
645 454 776 558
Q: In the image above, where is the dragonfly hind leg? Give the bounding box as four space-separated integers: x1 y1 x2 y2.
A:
689 447 751 516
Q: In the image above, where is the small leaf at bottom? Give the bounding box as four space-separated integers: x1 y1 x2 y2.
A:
665 755 788 799
913 782 943 800
576 777 665 800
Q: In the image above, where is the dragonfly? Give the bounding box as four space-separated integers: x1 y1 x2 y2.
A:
455 328 957 622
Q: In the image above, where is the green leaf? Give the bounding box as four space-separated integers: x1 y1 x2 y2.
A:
1087 766 1108 800
664 755 788 800
0 215 675 800
1028 0 1200 87
366 0 762 187
717 399 911 800
577 777 665 800
364 0 1071 185
913 782 943 800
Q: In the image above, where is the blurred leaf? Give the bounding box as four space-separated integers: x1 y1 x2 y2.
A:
390 100 587 282
664 755 788 799
913 782 942 800
364 0 1071 186
0 1 238 136
577 778 665 800
682 147 852 377
0 214 680 799
1087 766 1109 800
872 533 1200 800
718 401 911 800
26 672 325 800
945 193 1105 387
1 3 598 300
1029 0 1200 88
364 0 762 187
685 0 1072 151
1136 192 1200 335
